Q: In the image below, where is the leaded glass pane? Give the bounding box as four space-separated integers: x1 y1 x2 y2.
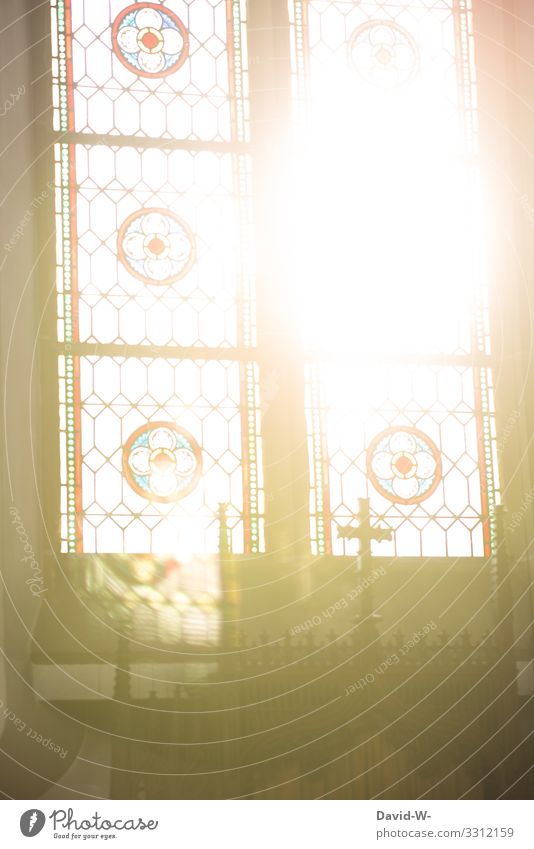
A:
306 362 496 557
52 0 261 557
292 0 498 556
292 0 477 152
59 356 263 554
55 143 255 349
51 0 249 141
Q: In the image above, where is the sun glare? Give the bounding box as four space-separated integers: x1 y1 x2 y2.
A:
290 4 483 360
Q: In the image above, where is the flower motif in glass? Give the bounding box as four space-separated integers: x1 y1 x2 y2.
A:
123 422 202 503
367 426 441 504
348 21 419 87
112 3 189 78
118 208 195 285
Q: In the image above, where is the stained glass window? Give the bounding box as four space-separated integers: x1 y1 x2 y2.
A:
51 0 499 561
290 0 499 556
51 0 263 555
52 0 248 142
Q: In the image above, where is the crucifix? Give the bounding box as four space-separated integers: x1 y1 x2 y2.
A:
337 497 392 622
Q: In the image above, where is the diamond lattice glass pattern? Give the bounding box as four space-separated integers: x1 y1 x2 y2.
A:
51 0 261 556
51 0 249 141
306 363 495 558
55 144 254 349
59 356 263 554
291 0 498 557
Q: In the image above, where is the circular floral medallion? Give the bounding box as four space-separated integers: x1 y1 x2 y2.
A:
111 3 189 78
348 21 419 88
123 422 202 503
118 208 195 285
367 427 441 505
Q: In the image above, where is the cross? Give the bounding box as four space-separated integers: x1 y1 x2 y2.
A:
337 497 392 621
